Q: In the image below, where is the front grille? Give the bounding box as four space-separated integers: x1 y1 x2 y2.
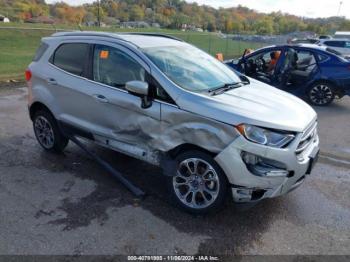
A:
296 121 317 156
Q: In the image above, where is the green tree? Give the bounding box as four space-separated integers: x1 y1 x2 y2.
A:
93 5 105 22
170 13 189 29
83 11 95 23
224 16 233 33
340 20 350 31
130 4 144 21
255 17 274 35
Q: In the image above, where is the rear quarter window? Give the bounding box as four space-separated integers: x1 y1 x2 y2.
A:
316 53 329 63
51 43 90 76
33 42 49 62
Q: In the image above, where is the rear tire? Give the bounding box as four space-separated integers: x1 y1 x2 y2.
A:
167 150 228 214
307 82 335 106
33 110 68 153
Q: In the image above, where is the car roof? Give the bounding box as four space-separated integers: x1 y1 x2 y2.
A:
253 43 329 52
296 43 328 50
50 31 186 48
241 43 343 60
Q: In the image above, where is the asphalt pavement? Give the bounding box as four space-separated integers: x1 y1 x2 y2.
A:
0 87 349 256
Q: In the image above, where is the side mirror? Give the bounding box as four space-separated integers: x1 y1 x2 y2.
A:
125 80 152 109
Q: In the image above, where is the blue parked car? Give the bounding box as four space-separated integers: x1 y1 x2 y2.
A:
225 44 350 106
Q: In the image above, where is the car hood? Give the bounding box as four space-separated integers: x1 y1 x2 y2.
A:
177 78 317 132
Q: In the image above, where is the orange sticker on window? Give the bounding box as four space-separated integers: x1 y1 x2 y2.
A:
100 50 109 59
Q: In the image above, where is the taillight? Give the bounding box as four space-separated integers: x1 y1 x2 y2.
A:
25 69 32 81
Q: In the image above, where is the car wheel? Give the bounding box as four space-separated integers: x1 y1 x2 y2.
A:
167 150 228 214
33 110 68 153
308 82 335 106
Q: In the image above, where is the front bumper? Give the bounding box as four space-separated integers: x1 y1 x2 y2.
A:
215 122 319 203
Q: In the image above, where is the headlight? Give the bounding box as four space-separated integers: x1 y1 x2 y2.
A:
236 124 295 148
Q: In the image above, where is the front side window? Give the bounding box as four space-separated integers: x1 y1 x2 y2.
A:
93 45 145 89
143 45 241 92
248 49 282 74
52 43 89 76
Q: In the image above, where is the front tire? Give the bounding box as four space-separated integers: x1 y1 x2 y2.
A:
167 150 228 214
33 110 68 153
307 82 335 106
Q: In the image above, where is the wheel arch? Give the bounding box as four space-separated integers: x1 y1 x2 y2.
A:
307 79 342 95
29 102 54 121
167 143 218 159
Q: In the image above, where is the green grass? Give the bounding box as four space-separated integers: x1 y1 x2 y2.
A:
0 28 53 81
0 23 264 82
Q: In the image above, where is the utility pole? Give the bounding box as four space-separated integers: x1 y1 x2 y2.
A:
97 0 101 27
153 3 156 24
337 1 343 17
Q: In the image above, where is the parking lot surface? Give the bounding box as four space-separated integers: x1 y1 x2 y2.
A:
0 87 349 255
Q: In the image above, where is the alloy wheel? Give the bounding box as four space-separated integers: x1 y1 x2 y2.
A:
34 116 55 149
309 84 333 105
173 158 220 209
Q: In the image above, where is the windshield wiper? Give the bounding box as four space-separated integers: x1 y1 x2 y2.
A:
208 81 248 96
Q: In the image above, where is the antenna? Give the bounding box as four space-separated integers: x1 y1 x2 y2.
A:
337 1 343 16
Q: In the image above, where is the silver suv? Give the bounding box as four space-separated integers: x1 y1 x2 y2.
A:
26 32 320 213
317 39 350 56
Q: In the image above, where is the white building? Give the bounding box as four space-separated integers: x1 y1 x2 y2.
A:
0 15 10 23
334 31 350 39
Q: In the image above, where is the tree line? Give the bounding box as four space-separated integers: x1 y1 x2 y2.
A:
1 0 350 35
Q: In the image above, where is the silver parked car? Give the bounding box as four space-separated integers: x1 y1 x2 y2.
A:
26 32 320 213
317 39 350 56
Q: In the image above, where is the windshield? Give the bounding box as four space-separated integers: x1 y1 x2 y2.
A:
143 45 241 92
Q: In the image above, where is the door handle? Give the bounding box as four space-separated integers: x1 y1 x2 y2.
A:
92 94 109 103
47 78 57 85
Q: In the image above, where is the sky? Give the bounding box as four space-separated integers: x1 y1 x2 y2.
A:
45 0 350 19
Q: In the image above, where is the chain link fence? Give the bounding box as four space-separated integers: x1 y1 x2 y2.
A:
0 25 287 81
166 32 267 59
0 25 284 57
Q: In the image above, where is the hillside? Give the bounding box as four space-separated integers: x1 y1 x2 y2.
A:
0 0 350 35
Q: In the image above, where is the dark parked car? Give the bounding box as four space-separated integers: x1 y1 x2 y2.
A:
225 44 350 106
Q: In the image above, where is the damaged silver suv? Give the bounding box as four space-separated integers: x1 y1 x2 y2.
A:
26 32 319 213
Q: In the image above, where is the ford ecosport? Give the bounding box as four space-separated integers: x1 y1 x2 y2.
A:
26 32 320 213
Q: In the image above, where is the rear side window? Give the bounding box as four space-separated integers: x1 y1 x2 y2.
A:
33 42 49 61
296 50 316 65
52 43 89 76
324 41 345 48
